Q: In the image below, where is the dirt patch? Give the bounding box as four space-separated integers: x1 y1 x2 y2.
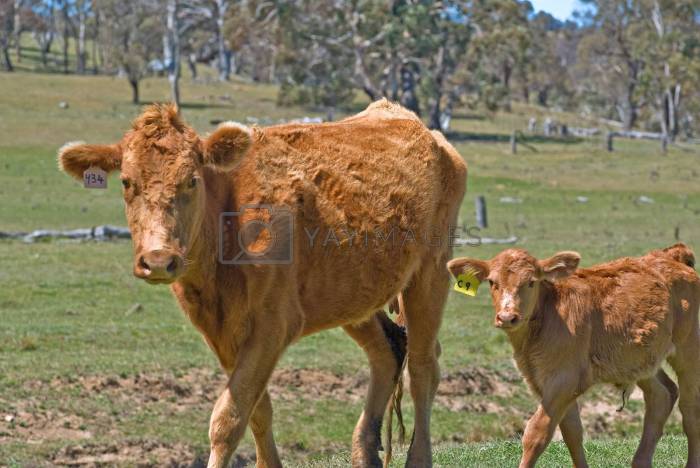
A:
1 365 665 464
435 368 519 413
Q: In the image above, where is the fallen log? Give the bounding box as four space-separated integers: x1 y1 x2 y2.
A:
0 225 131 243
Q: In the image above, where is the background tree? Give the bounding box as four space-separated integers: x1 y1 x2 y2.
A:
98 0 161 104
0 0 15 71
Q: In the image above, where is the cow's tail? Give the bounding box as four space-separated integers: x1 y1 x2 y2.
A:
382 297 408 467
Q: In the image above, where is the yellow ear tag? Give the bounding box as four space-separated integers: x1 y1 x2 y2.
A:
454 270 480 297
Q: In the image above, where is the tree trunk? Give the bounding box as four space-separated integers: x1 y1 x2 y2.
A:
399 63 420 115
661 83 681 142
215 0 229 81
428 38 447 130
187 53 197 79
1 45 13 71
349 10 381 101
164 0 181 109
75 2 86 74
13 0 21 63
61 2 69 74
1 0 15 71
619 78 638 131
428 93 443 130
129 78 139 104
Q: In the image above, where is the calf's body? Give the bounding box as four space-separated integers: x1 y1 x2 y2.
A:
449 247 700 468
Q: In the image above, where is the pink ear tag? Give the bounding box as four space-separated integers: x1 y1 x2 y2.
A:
83 167 107 189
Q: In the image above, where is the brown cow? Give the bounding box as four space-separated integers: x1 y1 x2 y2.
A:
58 100 467 467
448 247 700 468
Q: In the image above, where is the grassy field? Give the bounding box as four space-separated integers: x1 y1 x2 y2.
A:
1 68 699 466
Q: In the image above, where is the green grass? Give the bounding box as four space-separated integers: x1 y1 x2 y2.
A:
301 436 690 467
1 69 699 466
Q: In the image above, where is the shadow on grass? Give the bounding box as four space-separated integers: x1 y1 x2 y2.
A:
445 130 583 145
179 101 234 110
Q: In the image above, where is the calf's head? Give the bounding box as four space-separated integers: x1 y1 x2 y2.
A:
58 104 251 284
448 249 580 330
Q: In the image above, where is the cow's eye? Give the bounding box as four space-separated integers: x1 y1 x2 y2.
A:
528 281 535 288
121 179 131 189
188 176 199 189
489 280 497 289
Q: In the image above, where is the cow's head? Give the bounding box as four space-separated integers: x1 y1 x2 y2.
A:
58 104 252 284
448 249 580 330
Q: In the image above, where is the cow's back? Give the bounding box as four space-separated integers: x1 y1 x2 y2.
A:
229 102 466 331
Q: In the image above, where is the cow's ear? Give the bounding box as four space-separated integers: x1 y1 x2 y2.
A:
202 122 252 171
58 142 122 181
539 251 580 281
447 257 489 282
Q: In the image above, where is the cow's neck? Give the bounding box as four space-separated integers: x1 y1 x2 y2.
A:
169 170 247 370
177 169 231 291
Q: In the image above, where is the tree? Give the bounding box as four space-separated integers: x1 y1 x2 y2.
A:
214 0 230 80
98 0 161 104
0 0 15 71
576 0 647 130
28 0 56 68
639 0 700 140
73 0 90 73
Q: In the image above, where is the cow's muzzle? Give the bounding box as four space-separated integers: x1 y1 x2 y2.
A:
133 249 184 284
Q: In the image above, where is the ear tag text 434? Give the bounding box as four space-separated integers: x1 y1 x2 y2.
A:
84 167 107 189
454 270 480 297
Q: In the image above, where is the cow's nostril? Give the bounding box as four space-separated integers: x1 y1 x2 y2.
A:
166 257 178 274
138 255 150 271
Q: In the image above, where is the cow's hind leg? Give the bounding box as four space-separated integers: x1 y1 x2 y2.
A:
401 256 449 467
669 328 700 468
249 390 282 468
632 369 678 468
344 311 406 468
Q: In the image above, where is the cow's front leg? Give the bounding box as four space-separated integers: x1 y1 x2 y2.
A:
207 326 291 468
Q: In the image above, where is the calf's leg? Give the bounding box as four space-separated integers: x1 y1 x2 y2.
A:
249 390 282 468
669 330 700 468
632 369 678 468
207 325 293 468
558 402 588 468
401 258 450 467
343 311 406 468
520 393 576 468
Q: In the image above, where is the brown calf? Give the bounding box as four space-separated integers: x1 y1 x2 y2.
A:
448 246 700 468
58 100 467 467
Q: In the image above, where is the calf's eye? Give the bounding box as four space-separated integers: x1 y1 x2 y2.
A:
121 179 130 189
528 281 535 288
189 176 199 189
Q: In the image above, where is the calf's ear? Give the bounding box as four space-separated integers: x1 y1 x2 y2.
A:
539 251 580 281
202 122 252 171
447 257 489 282
58 142 122 180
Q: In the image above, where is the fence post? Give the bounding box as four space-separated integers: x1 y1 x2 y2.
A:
510 130 517 155
475 196 488 229
606 131 614 152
